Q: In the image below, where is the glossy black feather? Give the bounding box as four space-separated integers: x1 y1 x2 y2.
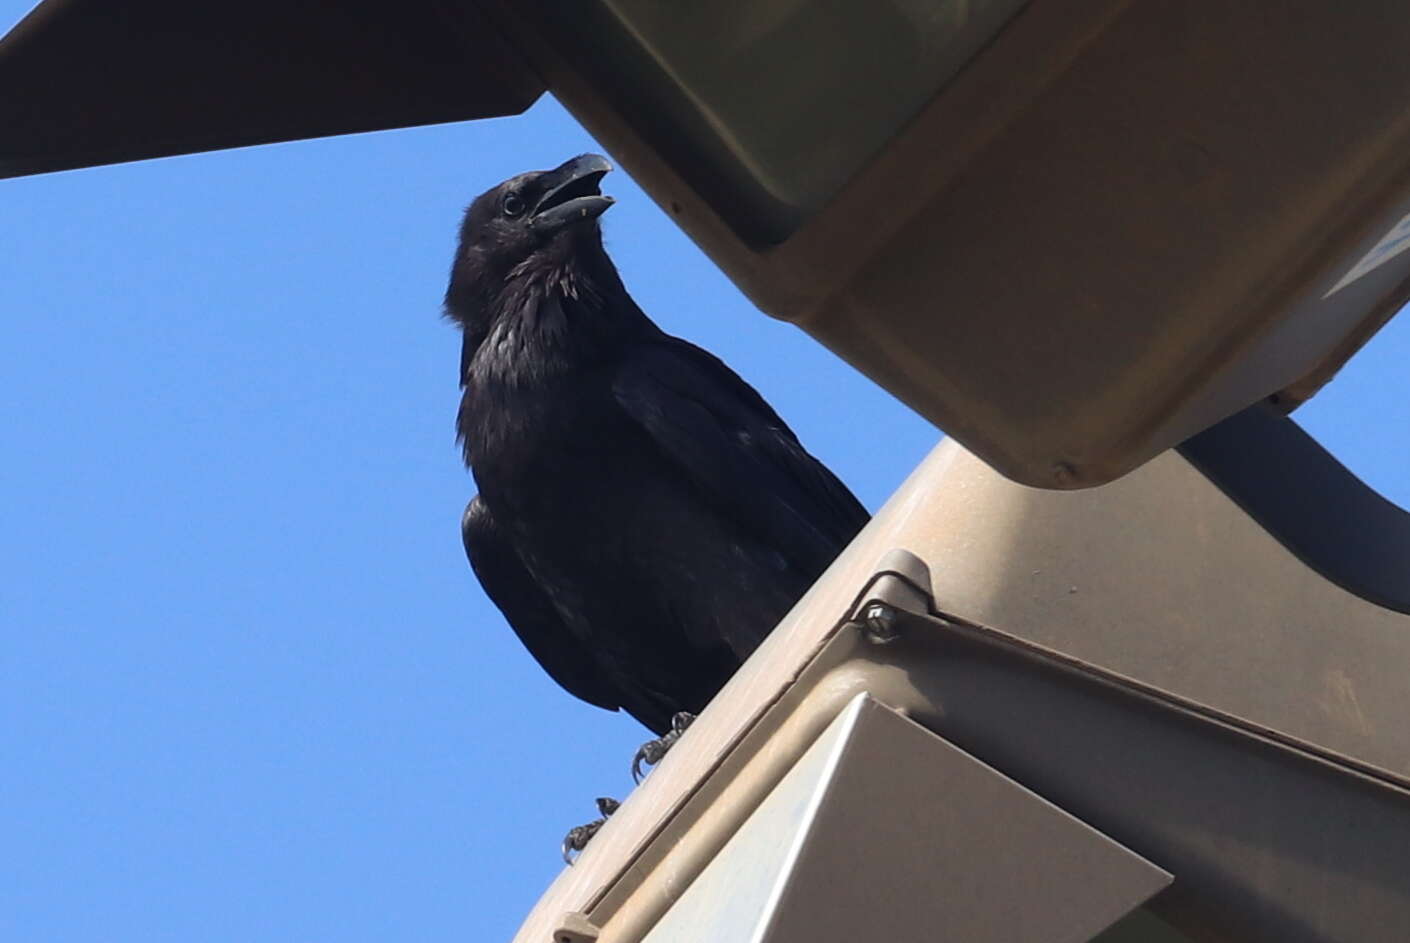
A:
461 496 619 712
447 157 869 734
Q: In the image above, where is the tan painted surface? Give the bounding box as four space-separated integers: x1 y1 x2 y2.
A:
513 438 1410 942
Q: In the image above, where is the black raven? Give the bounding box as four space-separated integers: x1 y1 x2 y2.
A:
447 154 869 749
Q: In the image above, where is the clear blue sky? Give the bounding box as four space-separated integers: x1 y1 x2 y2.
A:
4 7 1409 941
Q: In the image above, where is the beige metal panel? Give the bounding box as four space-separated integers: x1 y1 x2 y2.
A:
512 438 1410 942
863 606 1410 942
904 443 1410 783
641 694 1171 943
805 0 1410 487
486 0 1410 487
1095 910 1193 943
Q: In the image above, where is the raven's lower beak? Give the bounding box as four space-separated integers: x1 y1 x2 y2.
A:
531 154 615 235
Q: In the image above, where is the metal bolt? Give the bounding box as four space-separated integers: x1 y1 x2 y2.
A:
860 602 900 644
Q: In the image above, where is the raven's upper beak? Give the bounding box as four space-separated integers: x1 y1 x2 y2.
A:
531 154 615 235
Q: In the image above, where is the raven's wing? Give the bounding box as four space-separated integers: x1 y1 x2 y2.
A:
612 336 870 579
461 496 619 712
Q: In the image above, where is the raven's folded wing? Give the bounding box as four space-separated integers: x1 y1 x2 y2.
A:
461 496 619 711
612 336 869 578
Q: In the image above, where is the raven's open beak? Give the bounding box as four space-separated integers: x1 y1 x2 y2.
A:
531 154 615 235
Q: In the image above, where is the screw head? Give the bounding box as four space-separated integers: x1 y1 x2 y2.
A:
860 602 900 644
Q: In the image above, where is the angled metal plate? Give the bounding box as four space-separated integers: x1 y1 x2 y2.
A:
642 694 1171 943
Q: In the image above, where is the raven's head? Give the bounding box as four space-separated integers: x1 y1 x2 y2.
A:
445 154 615 334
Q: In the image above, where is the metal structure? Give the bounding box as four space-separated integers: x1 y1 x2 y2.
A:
0 0 540 177
6 2 1410 940
636 694 1174 943
521 427 1410 942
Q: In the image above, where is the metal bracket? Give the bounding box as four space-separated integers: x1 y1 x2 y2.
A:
551 911 600 943
845 548 935 644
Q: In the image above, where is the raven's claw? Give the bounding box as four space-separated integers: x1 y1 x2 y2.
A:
631 711 696 784
561 796 620 865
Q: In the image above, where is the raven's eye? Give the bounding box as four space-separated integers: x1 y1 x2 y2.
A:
502 193 526 218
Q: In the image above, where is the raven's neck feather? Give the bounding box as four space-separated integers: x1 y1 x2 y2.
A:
455 238 657 463
466 239 651 382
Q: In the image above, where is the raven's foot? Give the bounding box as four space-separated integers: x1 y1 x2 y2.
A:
631 712 696 784
561 796 620 866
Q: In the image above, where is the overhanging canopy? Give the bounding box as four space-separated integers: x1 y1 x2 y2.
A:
0 0 542 178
